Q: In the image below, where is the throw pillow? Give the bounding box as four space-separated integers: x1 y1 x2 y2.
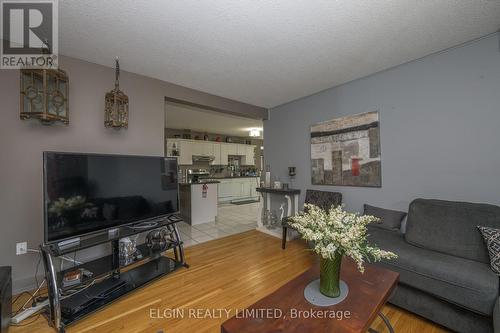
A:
364 204 407 232
478 226 500 275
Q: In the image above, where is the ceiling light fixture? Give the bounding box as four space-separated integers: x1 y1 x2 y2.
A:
249 129 261 137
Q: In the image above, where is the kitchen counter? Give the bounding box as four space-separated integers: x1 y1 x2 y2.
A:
179 180 220 186
214 177 260 203
179 182 218 225
208 176 259 179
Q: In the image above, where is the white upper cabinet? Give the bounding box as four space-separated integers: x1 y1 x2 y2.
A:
241 145 255 166
227 143 238 155
178 140 193 165
165 139 178 157
192 141 208 156
220 144 230 165
201 142 213 156
237 144 246 155
211 143 221 165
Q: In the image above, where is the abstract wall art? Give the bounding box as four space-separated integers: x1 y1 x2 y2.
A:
310 111 381 187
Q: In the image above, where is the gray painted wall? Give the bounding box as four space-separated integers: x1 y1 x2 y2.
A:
265 34 500 216
0 55 264 292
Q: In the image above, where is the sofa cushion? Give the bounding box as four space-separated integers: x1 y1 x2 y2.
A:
405 198 500 263
478 226 500 275
368 226 499 316
363 204 407 232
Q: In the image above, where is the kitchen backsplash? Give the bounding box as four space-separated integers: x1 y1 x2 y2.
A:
177 162 259 179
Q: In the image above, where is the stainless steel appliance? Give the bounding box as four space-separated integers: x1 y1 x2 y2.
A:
187 169 210 183
228 156 241 177
192 155 215 162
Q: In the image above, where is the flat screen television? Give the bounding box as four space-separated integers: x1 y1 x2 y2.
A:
43 152 179 243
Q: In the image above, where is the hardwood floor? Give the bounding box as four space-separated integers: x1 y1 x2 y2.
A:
9 230 449 333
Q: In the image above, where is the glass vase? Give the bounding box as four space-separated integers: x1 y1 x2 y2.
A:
319 254 342 298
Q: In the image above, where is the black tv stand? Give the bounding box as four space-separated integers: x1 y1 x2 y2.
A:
40 215 188 333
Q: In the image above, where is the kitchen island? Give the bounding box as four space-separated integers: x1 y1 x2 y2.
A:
179 181 219 225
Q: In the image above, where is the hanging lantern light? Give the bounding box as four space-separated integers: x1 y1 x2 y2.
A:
20 67 69 125
104 58 129 129
20 42 69 125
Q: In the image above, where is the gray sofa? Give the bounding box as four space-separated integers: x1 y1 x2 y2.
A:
368 199 500 333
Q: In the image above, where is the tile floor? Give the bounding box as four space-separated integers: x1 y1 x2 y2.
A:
177 202 259 247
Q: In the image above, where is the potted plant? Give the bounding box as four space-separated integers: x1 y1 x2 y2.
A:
289 204 397 298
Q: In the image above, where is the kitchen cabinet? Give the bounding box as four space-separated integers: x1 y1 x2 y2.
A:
220 144 230 165
166 139 256 166
237 144 245 155
241 145 255 166
178 140 193 165
165 140 177 157
191 141 202 155
204 142 214 156
217 177 259 203
212 143 221 165
231 182 242 197
241 180 252 197
250 183 258 198
227 143 238 155
218 181 233 199
166 139 192 165
179 183 218 225
192 141 212 156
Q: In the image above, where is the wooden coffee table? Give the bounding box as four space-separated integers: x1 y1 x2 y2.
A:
221 258 399 333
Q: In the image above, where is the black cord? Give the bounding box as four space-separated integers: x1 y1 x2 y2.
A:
34 251 42 291
11 291 33 316
11 291 31 306
12 252 44 318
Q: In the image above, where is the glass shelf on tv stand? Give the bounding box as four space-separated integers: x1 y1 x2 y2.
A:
40 214 188 333
56 240 183 293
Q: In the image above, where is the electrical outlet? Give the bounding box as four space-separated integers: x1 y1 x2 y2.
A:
16 242 27 255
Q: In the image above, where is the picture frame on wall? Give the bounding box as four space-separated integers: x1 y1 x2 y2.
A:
310 111 381 187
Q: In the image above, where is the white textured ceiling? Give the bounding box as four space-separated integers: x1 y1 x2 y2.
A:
165 103 263 138
60 1 500 108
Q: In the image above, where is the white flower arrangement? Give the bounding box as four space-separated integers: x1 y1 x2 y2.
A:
289 204 397 273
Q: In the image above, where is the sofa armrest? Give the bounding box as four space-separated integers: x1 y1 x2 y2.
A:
494 297 500 333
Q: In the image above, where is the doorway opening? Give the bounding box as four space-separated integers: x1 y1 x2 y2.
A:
164 100 264 247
